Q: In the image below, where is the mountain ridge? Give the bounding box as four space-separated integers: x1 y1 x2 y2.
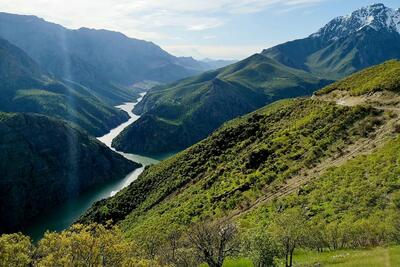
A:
0 37 129 136
0 12 216 105
263 3 400 80
310 3 400 42
112 53 329 154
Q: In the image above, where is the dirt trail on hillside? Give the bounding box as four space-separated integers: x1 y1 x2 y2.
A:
230 98 400 220
336 96 400 112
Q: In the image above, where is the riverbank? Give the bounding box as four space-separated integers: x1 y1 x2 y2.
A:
24 94 170 241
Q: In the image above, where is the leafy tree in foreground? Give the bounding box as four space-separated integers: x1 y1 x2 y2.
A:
35 223 159 267
243 229 278 267
0 233 32 267
269 208 309 267
187 220 239 267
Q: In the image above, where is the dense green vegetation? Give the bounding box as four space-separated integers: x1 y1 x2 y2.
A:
0 224 161 267
82 97 381 231
316 60 400 96
0 112 139 233
2 223 399 267
113 54 329 154
0 37 129 136
77 61 400 266
239 134 400 249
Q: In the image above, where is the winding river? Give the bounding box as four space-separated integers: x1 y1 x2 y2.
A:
25 93 167 241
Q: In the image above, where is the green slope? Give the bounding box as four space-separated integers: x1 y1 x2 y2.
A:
0 112 140 233
0 37 129 136
80 61 400 240
112 54 329 154
316 60 400 96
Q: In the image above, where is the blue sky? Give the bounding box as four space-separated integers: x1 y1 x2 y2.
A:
0 0 398 59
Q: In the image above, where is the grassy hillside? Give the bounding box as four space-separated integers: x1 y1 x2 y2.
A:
0 37 129 136
316 60 400 96
81 98 381 230
112 54 329 154
0 112 140 233
81 61 400 240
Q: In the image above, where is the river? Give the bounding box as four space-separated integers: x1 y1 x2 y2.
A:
24 93 167 241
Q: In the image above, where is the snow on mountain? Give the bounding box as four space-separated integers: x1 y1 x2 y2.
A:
311 3 400 42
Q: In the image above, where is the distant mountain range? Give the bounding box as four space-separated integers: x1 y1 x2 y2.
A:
0 37 129 136
113 3 400 155
0 12 223 105
201 58 238 69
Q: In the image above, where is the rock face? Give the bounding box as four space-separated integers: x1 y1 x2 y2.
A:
0 112 140 233
310 3 400 42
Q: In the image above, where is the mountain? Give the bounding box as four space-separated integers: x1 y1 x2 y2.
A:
0 37 130 136
201 58 238 69
80 61 400 240
112 54 328 154
0 13 213 104
0 112 140 233
262 3 400 80
111 3 400 155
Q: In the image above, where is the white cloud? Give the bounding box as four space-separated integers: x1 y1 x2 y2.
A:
203 35 217 40
0 0 326 58
0 0 325 39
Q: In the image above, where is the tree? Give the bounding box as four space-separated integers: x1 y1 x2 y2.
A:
135 227 164 261
35 223 142 267
269 208 309 267
187 220 239 267
0 233 32 267
244 229 278 267
308 222 327 252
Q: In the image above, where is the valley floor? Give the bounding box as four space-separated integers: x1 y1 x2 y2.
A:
221 246 400 267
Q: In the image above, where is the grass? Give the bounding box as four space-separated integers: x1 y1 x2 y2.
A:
290 246 400 267
200 258 254 267
221 246 400 267
316 60 400 96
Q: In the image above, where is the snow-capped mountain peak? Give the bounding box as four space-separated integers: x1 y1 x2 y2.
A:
311 3 400 42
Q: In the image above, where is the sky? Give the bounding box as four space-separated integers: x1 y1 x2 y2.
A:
0 0 398 60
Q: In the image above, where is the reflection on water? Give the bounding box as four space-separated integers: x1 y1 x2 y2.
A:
25 93 170 241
